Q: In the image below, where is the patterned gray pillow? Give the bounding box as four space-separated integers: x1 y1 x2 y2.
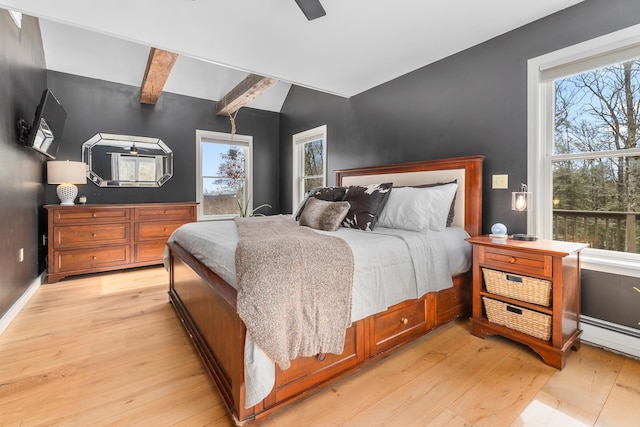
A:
341 183 393 231
294 186 348 221
299 198 351 231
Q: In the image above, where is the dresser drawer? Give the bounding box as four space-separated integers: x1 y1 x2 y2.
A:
479 246 552 278
52 207 130 225
54 246 130 272
135 205 195 222
53 224 130 249
373 298 427 354
135 241 167 263
135 221 186 242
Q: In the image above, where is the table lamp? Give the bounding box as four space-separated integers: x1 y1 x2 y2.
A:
47 160 87 205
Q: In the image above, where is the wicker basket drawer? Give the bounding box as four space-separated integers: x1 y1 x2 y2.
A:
482 297 551 341
482 268 551 306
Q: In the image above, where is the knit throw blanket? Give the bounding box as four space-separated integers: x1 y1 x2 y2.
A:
234 215 354 370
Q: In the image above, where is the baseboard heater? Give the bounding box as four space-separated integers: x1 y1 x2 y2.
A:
580 315 640 359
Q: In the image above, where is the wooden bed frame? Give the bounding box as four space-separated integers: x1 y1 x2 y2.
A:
167 155 484 425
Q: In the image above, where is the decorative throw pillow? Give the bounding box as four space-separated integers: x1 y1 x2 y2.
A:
294 186 348 221
341 183 393 231
299 198 351 232
377 183 458 232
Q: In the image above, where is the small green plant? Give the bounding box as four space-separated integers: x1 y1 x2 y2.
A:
237 197 272 217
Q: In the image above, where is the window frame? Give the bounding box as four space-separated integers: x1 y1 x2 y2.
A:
196 129 253 221
527 23 640 278
292 125 327 212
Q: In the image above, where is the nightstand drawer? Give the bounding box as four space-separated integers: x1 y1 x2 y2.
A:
480 246 552 278
482 268 552 306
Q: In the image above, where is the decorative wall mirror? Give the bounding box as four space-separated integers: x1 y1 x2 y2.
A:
82 133 173 187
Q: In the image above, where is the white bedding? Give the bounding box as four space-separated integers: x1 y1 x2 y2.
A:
166 219 471 407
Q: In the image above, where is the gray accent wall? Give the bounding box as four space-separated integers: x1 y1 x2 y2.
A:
0 11 47 315
45 71 280 211
279 0 640 236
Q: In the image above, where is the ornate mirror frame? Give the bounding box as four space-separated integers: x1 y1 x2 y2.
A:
82 133 173 187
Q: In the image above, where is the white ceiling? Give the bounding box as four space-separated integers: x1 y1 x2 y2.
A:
2 0 584 112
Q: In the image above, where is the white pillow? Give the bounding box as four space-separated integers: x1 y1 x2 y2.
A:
377 183 458 232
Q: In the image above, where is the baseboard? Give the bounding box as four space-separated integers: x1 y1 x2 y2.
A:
580 315 640 359
0 272 45 335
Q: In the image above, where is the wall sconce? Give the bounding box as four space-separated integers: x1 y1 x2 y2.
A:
512 183 532 211
47 160 87 205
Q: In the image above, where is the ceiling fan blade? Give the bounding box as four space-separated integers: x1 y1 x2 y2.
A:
295 0 326 21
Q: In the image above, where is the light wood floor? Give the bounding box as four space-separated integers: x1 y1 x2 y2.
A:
1 267 639 427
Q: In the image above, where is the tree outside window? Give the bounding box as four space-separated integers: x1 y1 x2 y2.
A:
292 125 327 211
552 59 640 253
197 130 253 220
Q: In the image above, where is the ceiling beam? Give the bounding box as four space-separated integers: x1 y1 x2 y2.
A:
216 74 276 116
140 48 178 104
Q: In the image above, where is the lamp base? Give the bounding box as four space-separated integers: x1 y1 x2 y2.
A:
56 183 78 206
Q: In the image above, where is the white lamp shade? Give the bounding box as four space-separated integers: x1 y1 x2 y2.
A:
47 161 87 184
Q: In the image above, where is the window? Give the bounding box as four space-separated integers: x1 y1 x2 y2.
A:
196 130 253 220
292 125 327 211
528 24 640 276
112 154 160 182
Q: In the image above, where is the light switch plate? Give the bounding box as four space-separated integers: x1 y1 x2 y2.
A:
492 174 509 189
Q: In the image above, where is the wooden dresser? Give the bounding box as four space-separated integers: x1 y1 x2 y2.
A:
45 202 197 283
466 235 588 369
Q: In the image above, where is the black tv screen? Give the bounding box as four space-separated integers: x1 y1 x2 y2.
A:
26 89 67 159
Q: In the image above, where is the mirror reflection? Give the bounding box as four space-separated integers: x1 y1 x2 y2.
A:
82 133 173 187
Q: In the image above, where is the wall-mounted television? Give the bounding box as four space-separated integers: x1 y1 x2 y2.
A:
18 89 67 160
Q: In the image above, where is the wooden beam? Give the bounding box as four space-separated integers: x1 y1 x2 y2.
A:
140 48 178 104
216 74 276 116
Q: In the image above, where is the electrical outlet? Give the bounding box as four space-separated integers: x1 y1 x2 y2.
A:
19 248 24 263
492 174 509 189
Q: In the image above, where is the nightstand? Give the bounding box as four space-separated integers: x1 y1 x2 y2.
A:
465 235 588 369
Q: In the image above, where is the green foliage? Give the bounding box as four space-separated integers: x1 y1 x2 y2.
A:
237 197 272 217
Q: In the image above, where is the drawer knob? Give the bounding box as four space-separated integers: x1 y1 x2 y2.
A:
92 213 97 218
92 256 97 260
509 257 517 263
400 317 408 325
92 233 97 237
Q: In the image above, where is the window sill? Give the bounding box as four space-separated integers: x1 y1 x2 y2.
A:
580 248 640 278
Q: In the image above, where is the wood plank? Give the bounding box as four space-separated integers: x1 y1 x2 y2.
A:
515 344 625 426
215 74 276 116
449 345 555 426
596 357 640 426
140 48 178 104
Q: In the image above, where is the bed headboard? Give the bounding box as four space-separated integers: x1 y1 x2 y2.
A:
335 155 484 237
